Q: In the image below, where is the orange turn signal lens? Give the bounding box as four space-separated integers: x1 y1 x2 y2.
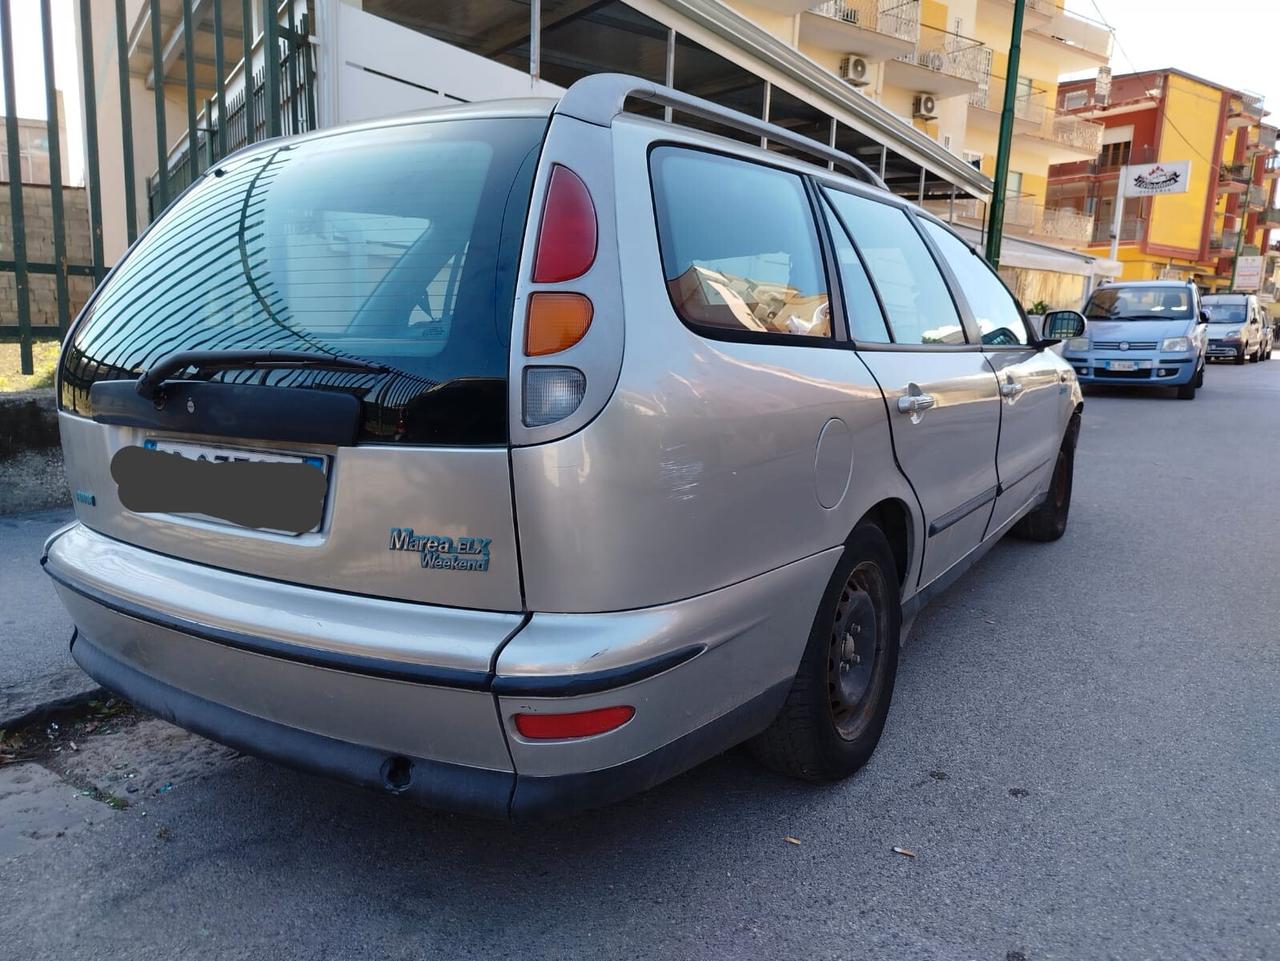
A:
525 292 593 357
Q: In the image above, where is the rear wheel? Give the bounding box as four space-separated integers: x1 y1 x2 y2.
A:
1011 424 1076 541
750 524 900 782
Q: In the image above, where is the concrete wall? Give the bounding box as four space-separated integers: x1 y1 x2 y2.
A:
0 184 96 332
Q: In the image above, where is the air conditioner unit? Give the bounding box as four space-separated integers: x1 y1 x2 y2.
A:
913 94 938 120
839 55 870 87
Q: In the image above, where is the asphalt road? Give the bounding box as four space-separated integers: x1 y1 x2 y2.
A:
0 507 75 688
3 358 1278 960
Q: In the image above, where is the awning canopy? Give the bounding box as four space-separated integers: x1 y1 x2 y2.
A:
948 223 1122 279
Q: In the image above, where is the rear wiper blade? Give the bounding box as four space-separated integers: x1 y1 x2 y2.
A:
136 349 388 400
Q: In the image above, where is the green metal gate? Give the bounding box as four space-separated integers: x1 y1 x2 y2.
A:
0 0 316 373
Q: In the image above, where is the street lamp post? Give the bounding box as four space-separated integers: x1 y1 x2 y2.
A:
985 0 1027 268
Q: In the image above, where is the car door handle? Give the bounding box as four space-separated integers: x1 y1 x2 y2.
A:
1000 380 1024 398
897 393 936 414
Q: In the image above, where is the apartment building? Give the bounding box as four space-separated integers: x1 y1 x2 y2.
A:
1047 69 1279 290
80 0 996 264
727 0 1118 304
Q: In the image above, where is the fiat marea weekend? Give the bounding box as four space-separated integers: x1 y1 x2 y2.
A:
43 74 1084 819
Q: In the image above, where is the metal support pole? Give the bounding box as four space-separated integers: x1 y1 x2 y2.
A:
985 0 1026 267
664 28 674 122
78 0 105 281
150 0 168 214
530 0 540 84
919 166 926 204
213 0 227 159
1229 196 1248 289
113 0 137 243
879 146 887 181
828 118 837 171
181 0 199 177
760 82 771 149
949 184 956 223
241 0 256 144
286 0 300 134
39 0 70 333
1108 168 1125 262
262 0 282 137
0 0 32 372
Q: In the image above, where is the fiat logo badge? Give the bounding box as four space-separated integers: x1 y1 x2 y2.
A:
1119 342 1129 351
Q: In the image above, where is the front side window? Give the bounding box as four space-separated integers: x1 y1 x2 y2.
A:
825 189 966 346
921 220 1031 346
651 147 831 339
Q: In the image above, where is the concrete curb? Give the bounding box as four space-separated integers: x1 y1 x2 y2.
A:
0 666 105 733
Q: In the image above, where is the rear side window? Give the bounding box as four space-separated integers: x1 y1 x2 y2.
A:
824 189 965 346
650 148 831 340
822 198 891 343
920 220 1031 346
60 118 544 445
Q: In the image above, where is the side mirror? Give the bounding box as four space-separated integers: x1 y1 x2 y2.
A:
1041 309 1087 343
1198 310 1210 324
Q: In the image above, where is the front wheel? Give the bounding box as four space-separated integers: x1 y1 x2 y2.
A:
1176 378 1198 400
1251 347 1260 363
749 523 900 782
1011 425 1076 541
1235 349 1246 366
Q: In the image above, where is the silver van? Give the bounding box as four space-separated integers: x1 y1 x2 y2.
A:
43 75 1083 819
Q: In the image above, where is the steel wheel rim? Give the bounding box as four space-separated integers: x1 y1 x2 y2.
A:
827 561 889 740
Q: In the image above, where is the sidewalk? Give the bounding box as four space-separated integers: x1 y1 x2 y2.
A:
0 507 100 729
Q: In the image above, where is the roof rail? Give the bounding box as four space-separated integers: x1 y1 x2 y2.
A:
554 73 890 192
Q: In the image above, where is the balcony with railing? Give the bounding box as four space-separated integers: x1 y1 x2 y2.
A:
1246 184 1269 209
1091 216 1146 246
969 76 1102 158
926 193 1096 246
1210 229 1240 253
1026 6 1114 68
1229 91 1266 126
1261 208 1280 227
884 22 988 97
1218 163 1251 192
801 0 920 60
1245 125 1278 155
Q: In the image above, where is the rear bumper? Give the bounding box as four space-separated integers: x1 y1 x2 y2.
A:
45 524 834 819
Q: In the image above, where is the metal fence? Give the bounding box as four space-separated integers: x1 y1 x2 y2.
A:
0 0 317 374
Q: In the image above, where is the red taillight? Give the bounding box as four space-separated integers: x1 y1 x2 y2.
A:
532 165 597 283
514 706 634 740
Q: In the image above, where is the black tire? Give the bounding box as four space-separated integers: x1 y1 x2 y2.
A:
1235 349 1246 366
1176 378 1197 400
1011 421 1077 542
1196 364 1205 387
749 523 901 782
1250 347 1260 363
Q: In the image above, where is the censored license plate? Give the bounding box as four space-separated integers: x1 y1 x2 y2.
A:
1105 360 1148 371
111 440 328 534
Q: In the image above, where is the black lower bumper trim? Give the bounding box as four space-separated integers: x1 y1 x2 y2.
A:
71 633 790 821
71 632 515 819
509 678 790 821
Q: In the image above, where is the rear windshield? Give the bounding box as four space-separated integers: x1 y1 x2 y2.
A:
1084 286 1193 322
60 117 544 445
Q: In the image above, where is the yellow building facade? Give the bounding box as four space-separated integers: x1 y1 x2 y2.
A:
1048 69 1278 289
721 0 1115 303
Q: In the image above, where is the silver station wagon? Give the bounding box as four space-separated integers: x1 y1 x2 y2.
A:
43 74 1084 819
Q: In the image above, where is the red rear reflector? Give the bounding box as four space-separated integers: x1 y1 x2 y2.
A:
514 706 635 740
532 165 597 283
